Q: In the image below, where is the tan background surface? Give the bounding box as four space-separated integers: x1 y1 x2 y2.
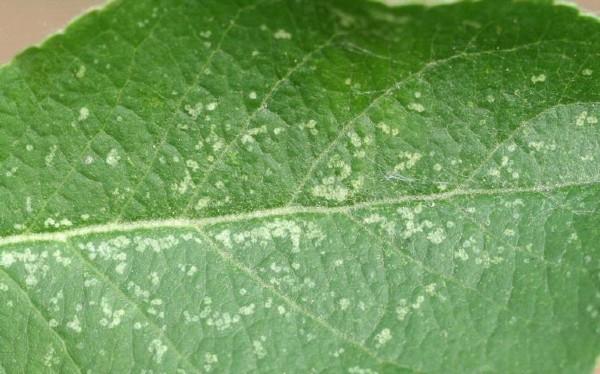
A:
0 0 105 64
0 0 599 63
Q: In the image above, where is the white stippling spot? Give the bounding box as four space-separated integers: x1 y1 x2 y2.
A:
425 283 437 295
332 8 355 27
504 229 515 237
45 145 58 167
149 272 160 285
427 228 446 244
311 180 349 202
52 250 72 267
44 217 73 229
99 298 126 328
239 303 255 316
214 229 232 248
204 352 218 372
375 328 392 348
487 168 500 177
240 125 268 145
206 102 218 111
148 339 168 364
0 252 15 267
184 103 203 119
310 155 354 201
43 347 59 368
348 131 362 147
253 338 267 359
332 347 345 358
66 315 82 333
273 29 292 39
186 159 200 172
412 295 425 309
131 235 179 254
530 74 546 84
376 122 391 135
299 119 318 136
576 111 588 126
339 298 351 311
408 102 425 112
396 301 409 321
582 69 593 76
5 167 18 177
172 170 195 194
248 91 257 100
349 367 377 374
106 148 120 166
79 107 90 121
195 197 210 211
76 65 86 79
394 152 421 172
528 141 545 152
179 264 197 277
577 111 599 126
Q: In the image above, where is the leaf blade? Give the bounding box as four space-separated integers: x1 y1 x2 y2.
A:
1 0 600 372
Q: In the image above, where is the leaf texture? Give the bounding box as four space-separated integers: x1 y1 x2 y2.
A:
0 0 600 372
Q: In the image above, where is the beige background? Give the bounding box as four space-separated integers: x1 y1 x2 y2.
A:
0 0 599 63
0 0 105 64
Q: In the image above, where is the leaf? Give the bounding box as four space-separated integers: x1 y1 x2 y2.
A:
1 0 600 372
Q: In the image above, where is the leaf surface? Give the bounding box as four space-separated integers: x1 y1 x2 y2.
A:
1 0 600 372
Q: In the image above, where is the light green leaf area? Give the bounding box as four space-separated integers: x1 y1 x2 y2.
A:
1 0 600 372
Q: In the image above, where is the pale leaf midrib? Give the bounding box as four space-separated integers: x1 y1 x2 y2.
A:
1 179 597 248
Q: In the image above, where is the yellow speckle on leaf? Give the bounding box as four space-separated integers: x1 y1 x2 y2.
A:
273 29 292 39
531 74 546 84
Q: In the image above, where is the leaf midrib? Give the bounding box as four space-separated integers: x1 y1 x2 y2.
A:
1 178 597 248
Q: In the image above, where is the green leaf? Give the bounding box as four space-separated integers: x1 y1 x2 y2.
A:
1 0 600 372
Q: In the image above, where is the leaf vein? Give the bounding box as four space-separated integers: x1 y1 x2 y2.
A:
0 179 597 247
196 228 418 372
